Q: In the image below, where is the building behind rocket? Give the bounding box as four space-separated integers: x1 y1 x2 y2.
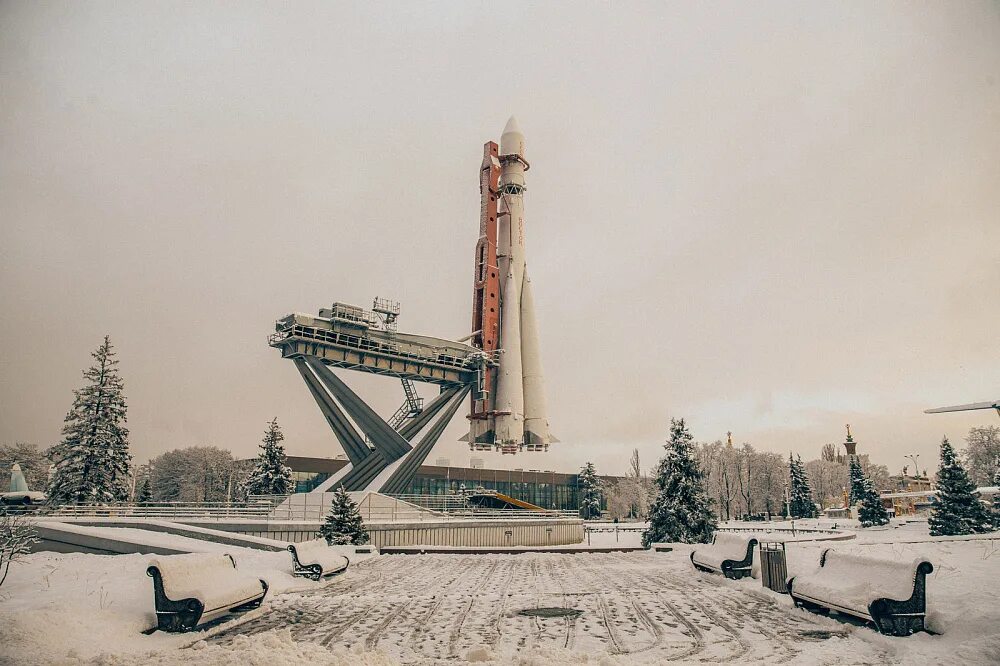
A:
467 117 556 454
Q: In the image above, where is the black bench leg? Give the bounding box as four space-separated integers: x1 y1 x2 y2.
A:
872 611 923 637
158 608 202 632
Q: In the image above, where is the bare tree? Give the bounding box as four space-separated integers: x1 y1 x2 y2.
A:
696 440 722 515
605 479 636 520
859 455 890 492
735 443 755 517
606 449 653 520
805 458 848 508
963 426 1000 486
820 443 837 463
755 452 785 516
716 442 738 521
629 448 642 480
0 509 38 588
149 446 239 502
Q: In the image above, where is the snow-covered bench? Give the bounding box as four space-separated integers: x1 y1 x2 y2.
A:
288 540 350 581
787 549 933 636
689 532 758 579
146 553 268 632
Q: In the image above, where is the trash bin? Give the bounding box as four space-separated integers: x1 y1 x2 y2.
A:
760 541 788 593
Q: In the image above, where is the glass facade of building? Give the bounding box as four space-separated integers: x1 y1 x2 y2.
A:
403 473 578 510
292 471 330 493
282 457 612 512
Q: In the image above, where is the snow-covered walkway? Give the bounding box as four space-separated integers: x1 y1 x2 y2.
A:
3 521 997 664
208 550 886 664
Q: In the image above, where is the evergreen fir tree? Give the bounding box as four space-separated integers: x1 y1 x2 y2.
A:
857 476 890 527
788 455 818 518
243 418 294 496
929 437 992 536
642 418 717 547
848 456 866 505
136 476 152 504
48 336 132 504
318 487 369 545
578 462 603 520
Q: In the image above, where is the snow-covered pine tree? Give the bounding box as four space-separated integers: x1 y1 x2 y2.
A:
48 336 132 504
857 476 890 527
929 437 992 536
788 455 817 518
578 462 603 520
243 418 294 496
642 418 717 547
318 487 369 546
848 456 866 505
136 476 152 504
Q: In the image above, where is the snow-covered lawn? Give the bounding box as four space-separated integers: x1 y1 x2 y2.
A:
0 544 374 664
0 521 997 664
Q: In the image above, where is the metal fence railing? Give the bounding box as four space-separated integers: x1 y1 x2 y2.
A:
44 501 276 520
39 494 580 524
390 493 579 519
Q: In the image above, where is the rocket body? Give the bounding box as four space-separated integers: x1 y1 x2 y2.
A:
468 117 552 454
520 268 550 450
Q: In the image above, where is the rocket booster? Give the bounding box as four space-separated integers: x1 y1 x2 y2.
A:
467 117 553 454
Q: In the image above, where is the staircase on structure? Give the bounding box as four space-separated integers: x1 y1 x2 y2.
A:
366 378 424 448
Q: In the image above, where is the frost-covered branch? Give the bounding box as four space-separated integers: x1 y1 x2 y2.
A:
0 509 39 588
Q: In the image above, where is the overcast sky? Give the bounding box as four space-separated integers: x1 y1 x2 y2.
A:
1 2 998 477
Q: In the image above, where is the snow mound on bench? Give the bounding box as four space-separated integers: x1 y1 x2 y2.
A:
292 539 350 570
792 550 929 614
693 532 755 570
150 553 264 605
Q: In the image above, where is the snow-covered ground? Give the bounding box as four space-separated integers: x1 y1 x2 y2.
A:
1 521 997 664
0 542 375 665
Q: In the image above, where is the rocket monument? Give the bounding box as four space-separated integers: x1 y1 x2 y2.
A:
467 117 555 454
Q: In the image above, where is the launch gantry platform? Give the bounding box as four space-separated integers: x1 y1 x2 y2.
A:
269 301 493 493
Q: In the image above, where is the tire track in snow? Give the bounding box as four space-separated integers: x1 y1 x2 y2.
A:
626 595 665 654
319 603 378 646
487 558 518 646
712 591 798 663
656 593 706 660
549 557 578 651
408 556 478 660
364 599 412 650
447 558 500 657
616 556 746 662
595 552 705 659
597 592 623 654
583 553 663 655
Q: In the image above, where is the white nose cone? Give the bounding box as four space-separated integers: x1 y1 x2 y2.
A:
10 463 28 493
500 116 525 157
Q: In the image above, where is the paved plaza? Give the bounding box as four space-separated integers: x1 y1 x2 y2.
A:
212 550 885 664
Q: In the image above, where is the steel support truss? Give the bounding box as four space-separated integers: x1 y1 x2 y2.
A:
294 356 471 493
